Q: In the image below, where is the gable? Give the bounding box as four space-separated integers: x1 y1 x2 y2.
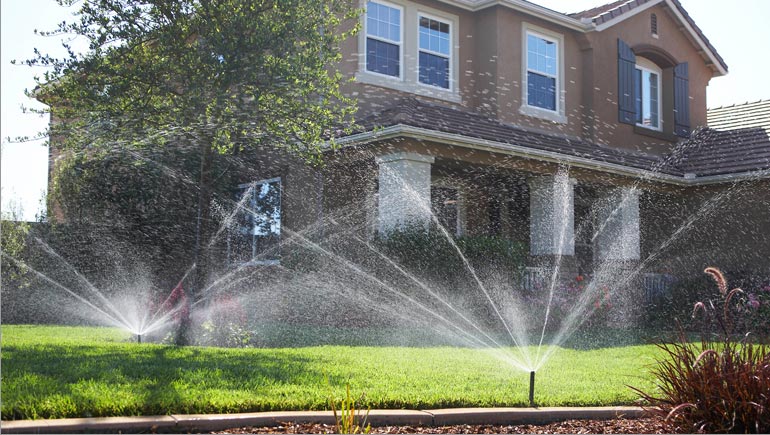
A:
573 0 727 76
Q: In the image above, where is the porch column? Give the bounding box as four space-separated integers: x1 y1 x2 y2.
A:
594 187 640 261
376 152 435 233
528 173 576 256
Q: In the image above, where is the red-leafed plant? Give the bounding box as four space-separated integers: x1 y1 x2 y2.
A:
633 267 770 433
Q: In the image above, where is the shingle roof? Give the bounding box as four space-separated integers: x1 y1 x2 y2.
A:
355 97 681 176
352 97 770 180
673 100 770 177
569 0 644 21
567 0 728 74
675 126 770 177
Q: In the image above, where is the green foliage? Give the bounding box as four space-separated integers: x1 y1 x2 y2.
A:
326 376 370 434
2 324 661 419
0 214 31 285
634 268 770 433
374 226 527 285
29 0 359 162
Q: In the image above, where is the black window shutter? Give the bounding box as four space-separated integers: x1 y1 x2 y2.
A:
617 39 636 125
674 62 691 137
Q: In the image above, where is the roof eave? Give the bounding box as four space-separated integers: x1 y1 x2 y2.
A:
437 0 592 31
331 125 769 186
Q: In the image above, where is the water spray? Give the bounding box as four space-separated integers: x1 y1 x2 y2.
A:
529 371 536 407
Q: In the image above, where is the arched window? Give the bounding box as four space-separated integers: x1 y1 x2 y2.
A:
634 57 662 130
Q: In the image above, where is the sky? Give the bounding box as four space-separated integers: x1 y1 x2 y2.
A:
2 0 770 221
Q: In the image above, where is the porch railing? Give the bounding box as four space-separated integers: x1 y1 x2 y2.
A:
522 267 550 292
643 273 675 304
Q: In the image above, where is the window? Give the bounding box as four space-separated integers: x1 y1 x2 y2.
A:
357 1 459 102
228 178 281 265
366 1 402 78
634 58 661 130
431 186 459 234
526 32 558 111
418 15 451 89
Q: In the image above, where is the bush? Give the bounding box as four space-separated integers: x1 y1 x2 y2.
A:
634 268 770 433
374 225 527 285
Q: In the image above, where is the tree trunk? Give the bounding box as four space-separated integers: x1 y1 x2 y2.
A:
176 138 214 346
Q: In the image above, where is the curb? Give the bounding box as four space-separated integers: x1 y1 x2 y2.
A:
1 407 646 433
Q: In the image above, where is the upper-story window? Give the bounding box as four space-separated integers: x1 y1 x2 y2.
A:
366 1 402 78
526 32 558 111
418 15 451 89
634 57 661 130
357 0 460 103
520 23 566 124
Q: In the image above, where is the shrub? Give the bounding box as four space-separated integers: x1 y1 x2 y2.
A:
634 267 770 433
374 225 527 286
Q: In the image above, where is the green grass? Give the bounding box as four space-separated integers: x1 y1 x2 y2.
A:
1 325 661 420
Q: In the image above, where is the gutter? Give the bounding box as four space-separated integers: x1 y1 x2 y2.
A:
332 124 770 186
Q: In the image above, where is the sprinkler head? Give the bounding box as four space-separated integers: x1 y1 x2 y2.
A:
529 371 536 407
137 334 142 344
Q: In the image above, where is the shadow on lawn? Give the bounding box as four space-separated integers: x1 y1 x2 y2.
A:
1 343 328 419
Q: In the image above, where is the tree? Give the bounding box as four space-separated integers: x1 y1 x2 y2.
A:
27 0 359 298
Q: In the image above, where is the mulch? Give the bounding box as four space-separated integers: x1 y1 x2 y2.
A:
213 415 677 434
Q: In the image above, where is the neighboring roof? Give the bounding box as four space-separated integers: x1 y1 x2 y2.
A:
348 97 770 182
567 0 728 75
708 100 770 132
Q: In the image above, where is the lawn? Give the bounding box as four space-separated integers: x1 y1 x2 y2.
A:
1 325 662 420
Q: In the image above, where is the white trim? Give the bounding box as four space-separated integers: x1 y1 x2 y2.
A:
521 22 566 123
356 0 461 103
230 177 282 266
363 0 405 80
634 57 663 131
417 12 453 92
330 124 770 186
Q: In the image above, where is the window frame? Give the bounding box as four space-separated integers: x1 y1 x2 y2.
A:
356 0 461 103
228 177 282 266
634 57 663 131
364 0 404 80
417 12 452 91
520 23 567 124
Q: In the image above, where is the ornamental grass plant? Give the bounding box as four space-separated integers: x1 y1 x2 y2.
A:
633 267 770 433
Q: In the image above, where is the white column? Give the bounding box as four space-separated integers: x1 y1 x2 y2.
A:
528 173 575 256
594 187 640 261
376 152 435 233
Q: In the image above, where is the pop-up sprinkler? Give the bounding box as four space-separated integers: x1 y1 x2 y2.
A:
137 334 142 344
529 371 536 407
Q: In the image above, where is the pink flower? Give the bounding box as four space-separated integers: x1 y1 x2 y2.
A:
748 293 761 310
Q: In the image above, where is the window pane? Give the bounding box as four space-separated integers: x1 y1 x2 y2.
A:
229 180 281 264
366 1 400 42
367 38 400 76
419 16 450 56
527 33 557 80
636 68 660 128
527 71 556 110
419 51 449 88
432 187 459 234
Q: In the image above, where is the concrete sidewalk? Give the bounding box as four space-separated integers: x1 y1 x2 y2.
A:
1 406 646 433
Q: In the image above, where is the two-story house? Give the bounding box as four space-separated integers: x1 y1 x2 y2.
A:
233 0 769 286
